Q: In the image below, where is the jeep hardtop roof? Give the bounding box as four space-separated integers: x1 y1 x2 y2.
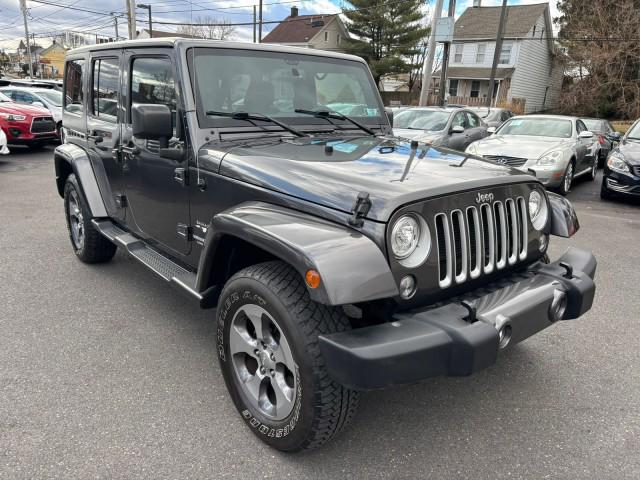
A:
67 38 365 64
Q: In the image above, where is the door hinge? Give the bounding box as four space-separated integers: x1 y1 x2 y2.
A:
114 193 127 208
348 191 371 227
177 223 193 241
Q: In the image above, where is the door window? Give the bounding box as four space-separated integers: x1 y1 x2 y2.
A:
465 111 480 128
64 59 84 114
130 57 177 133
500 111 511 122
452 112 466 130
470 80 480 98
576 120 586 134
448 79 459 97
91 58 119 121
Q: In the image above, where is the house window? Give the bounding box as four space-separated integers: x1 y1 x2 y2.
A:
475 44 486 63
540 28 544 41
453 44 463 63
532 25 536 37
449 79 459 97
499 42 512 64
337 34 341 44
324 31 328 42
470 80 480 98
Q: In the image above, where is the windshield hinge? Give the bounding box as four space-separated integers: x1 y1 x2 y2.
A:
349 192 371 227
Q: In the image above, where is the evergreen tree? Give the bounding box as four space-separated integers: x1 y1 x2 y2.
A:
343 0 429 87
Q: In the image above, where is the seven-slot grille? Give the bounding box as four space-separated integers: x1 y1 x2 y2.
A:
483 155 528 167
434 197 528 288
30 116 55 133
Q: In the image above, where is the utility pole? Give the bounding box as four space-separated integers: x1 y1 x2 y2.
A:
419 0 444 106
258 0 263 43
137 4 152 38
438 0 456 107
19 0 33 78
112 13 120 39
126 0 137 39
253 5 257 43
486 0 508 107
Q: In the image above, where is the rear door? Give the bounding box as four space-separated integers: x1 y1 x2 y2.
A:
86 52 126 222
465 110 486 143
575 119 594 170
120 49 190 256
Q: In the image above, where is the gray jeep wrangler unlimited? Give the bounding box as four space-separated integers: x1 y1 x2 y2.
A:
54 39 597 451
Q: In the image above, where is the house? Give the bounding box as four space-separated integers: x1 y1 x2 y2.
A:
434 2 563 113
38 42 67 78
136 29 200 39
261 7 349 52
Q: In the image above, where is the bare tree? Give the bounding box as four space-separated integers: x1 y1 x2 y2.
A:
177 16 235 40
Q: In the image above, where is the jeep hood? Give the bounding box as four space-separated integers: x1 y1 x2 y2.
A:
212 136 534 222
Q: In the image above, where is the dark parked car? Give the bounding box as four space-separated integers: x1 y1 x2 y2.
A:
393 106 489 151
54 38 597 452
601 118 640 200
581 118 622 167
470 107 514 128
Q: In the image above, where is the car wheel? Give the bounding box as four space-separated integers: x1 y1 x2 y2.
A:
587 156 598 181
557 161 574 196
64 173 117 263
600 178 613 200
217 261 360 452
597 150 606 169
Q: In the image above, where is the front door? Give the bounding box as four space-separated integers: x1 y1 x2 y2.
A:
448 111 469 151
120 50 190 256
86 53 126 222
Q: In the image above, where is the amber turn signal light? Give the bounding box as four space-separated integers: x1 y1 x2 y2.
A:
305 269 321 289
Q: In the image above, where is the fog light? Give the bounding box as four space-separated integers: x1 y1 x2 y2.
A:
539 233 548 252
498 325 512 349
549 289 567 321
399 275 417 299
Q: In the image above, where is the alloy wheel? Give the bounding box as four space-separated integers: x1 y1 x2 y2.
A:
67 189 84 250
564 163 573 192
229 304 297 420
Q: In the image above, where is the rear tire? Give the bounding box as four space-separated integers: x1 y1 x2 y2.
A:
63 173 117 263
587 156 598 181
216 261 359 452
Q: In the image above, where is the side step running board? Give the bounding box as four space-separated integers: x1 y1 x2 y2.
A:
92 218 205 303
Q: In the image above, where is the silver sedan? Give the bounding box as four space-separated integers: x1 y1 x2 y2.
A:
466 115 599 195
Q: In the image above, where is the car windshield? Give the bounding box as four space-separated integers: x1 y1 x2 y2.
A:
581 119 604 131
626 122 640 140
189 48 383 128
0 92 11 102
36 90 62 107
393 110 450 131
497 118 573 138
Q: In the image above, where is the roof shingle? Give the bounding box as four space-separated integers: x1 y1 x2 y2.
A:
454 3 548 40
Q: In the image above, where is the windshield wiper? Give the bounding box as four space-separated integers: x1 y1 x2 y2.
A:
294 109 376 136
205 110 305 137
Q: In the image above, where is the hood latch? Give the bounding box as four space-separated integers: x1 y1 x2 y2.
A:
349 192 371 227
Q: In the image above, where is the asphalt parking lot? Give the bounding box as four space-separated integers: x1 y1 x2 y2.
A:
1 146 639 479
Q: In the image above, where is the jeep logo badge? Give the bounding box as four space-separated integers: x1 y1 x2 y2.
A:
475 192 494 204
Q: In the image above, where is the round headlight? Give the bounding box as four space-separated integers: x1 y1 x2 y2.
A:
528 190 548 230
391 215 420 259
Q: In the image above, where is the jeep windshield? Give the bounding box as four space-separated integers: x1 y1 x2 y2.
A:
188 48 384 132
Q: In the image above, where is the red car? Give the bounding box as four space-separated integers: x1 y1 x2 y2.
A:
0 91 58 148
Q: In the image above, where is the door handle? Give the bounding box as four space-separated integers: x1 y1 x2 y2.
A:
87 134 103 144
174 167 187 186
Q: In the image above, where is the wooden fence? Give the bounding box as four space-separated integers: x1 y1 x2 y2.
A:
380 91 526 114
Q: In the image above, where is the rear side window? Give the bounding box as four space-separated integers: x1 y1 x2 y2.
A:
466 111 480 128
64 59 84 114
91 58 119 121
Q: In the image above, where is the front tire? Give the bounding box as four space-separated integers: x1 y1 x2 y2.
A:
216 261 359 452
556 160 574 196
64 173 117 263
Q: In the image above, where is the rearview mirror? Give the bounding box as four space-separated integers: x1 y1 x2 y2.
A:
487 126 497 134
451 125 465 134
578 130 594 139
132 104 173 145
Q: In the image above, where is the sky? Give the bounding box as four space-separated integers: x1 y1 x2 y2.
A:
0 0 561 51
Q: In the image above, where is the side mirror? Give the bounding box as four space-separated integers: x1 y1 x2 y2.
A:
32 101 45 108
451 125 465 134
578 130 594 139
132 104 173 145
385 108 394 126
487 126 497 134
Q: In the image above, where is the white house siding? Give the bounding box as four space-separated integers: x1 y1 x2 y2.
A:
509 13 561 113
449 41 520 69
309 19 345 52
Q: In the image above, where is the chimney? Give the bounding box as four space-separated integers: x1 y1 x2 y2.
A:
290 6 299 17
473 0 481 7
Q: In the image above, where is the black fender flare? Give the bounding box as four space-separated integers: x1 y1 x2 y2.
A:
196 202 399 306
547 192 579 238
54 143 108 218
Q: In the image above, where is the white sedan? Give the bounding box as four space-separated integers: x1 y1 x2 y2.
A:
0 128 9 155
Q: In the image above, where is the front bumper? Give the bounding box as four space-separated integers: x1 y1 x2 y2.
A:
4 121 57 144
518 164 565 188
603 169 640 196
319 247 596 390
